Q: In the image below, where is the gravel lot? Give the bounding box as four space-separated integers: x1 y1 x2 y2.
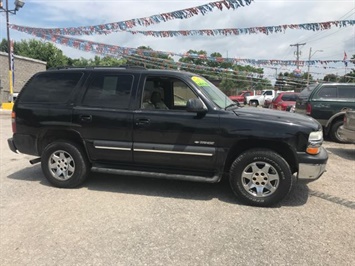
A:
1 111 354 265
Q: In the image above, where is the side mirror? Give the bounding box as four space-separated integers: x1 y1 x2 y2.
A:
186 98 207 113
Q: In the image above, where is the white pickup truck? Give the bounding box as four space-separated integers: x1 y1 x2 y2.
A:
245 90 276 107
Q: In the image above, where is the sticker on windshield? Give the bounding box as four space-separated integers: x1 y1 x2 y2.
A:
191 76 209 87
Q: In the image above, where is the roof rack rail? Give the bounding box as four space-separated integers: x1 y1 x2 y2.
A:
47 65 147 70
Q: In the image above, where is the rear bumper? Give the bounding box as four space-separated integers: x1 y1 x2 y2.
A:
297 146 328 181
7 138 18 153
8 134 39 156
338 126 355 143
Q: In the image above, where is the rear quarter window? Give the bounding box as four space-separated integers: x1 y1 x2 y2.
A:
338 85 355 99
19 72 83 103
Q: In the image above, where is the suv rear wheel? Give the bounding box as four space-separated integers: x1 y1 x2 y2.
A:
41 141 90 188
229 149 295 207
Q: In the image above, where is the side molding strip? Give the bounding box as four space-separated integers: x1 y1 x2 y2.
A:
134 149 213 157
94 146 131 151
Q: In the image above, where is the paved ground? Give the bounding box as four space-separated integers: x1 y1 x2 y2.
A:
1 112 354 265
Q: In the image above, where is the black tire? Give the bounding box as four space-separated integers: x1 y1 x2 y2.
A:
229 149 295 207
249 100 258 107
41 141 90 188
329 120 346 143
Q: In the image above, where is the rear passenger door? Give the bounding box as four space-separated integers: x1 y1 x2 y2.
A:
73 71 138 164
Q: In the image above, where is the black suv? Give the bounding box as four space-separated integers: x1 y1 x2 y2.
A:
8 66 328 207
295 83 355 142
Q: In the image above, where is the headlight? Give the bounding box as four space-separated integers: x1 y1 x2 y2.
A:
309 130 323 141
307 130 323 155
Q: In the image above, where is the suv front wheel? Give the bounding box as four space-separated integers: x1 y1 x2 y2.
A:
329 120 347 143
229 149 295 207
41 141 90 188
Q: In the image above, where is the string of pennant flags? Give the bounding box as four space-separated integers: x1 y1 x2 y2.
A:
10 20 355 37
8 0 254 36
126 20 355 37
8 0 353 71
24 32 352 67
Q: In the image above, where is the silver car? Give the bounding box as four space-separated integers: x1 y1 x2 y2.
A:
339 110 355 143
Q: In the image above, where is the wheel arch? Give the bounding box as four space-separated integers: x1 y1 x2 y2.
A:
224 140 298 175
325 111 347 134
38 129 87 157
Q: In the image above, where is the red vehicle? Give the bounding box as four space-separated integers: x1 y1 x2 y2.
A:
270 92 299 111
229 90 254 104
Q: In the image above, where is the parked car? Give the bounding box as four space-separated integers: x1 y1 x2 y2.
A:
338 110 355 143
270 92 299 111
246 89 276 107
263 98 273 108
229 90 254 105
295 83 355 143
8 66 328 207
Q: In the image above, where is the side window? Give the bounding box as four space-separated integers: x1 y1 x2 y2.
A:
173 80 197 107
281 94 298 101
141 79 168 110
265 91 273 96
82 74 133 109
315 86 337 99
141 76 197 110
19 72 83 103
338 86 355 99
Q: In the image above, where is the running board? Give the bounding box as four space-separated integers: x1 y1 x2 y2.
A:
91 167 221 183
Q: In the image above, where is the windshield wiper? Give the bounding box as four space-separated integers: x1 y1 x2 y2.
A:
225 103 240 110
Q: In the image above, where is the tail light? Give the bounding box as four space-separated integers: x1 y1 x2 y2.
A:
11 111 16 133
306 103 312 115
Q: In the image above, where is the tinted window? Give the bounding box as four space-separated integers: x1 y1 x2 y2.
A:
315 86 337 99
82 74 133 109
338 86 355 99
19 72 83 103
281 94 298 101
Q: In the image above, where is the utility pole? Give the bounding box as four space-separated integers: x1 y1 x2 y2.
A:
290 43 306 69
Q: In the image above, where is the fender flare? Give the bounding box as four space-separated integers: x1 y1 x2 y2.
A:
324 109 350 133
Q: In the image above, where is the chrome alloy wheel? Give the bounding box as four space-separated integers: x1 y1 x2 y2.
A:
48 150 75 181
241 161 280 197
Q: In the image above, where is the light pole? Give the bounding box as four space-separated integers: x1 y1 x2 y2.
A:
306 47 323 86
0 0 25 104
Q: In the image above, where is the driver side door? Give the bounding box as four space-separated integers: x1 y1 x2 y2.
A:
133 75 221 176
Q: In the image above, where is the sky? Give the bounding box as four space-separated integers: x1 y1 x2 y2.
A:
1 0 354 81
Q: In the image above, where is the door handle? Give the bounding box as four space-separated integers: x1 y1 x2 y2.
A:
79 115 92 123
135 118 150 126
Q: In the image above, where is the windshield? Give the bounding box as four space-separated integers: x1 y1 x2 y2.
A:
190 76 234 109
299 84 319 98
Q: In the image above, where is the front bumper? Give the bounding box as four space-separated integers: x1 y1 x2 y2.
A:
297 146 328 182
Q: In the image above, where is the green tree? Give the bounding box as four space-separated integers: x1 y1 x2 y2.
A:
323 74 338 82
15 39 69 68
1 38 69 68
124 46 173 69
69 55 126 67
